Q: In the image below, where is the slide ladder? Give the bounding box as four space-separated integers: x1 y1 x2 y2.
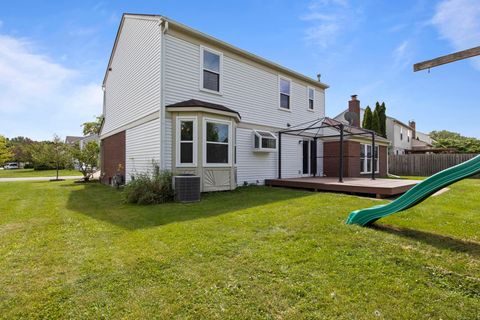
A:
346 155 480 226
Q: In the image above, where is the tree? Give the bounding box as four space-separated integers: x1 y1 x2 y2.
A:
7 136 34 164
362 106 373 129
51 135 71 180
70 141 100 181
0 135 13 165
82 116 103 136
379 102 387 137
30 136 71 177
430 130 480 153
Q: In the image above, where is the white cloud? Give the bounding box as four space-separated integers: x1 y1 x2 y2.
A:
392 40 414 71
0 33 102 140
301 0 358 48
431 0 480 70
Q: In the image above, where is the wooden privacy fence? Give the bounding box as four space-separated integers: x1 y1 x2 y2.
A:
388 154 479 176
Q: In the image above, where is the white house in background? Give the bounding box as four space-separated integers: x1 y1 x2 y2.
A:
99 13 328 191
334 107 434 155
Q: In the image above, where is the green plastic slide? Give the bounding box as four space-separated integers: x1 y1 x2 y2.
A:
346 154 480 226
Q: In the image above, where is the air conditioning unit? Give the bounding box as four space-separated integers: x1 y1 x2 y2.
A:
174 175 201 202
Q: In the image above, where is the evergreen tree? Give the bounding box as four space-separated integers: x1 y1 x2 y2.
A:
379 102 387 137
362 106 373 129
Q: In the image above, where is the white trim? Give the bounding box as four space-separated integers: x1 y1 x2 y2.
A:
301 138 313 177
278 76 291 111
160 20 167 170
252 130 277 152
307 86 315 111
203 117 232 167
199 46 223 95
166 106 241 122
176 116 198 167
100 111 160 139
360 144 379 174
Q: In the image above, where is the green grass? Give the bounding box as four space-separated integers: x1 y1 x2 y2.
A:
0 168 80 178
0 180 479 319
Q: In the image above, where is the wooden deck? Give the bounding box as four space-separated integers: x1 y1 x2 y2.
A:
265 177 418 198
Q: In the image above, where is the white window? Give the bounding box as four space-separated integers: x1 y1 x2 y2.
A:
400 127 403 141
360 144 379 174
200 47 222 93
253 130 277 152
407 130 411 142
203 118 232 166
176 117 197 167
279 77 291 110
307 87 315 110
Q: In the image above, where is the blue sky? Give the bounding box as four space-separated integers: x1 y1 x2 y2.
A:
0 0 479 140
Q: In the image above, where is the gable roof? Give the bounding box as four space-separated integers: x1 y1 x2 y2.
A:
103 13 329 90
65 136 82 144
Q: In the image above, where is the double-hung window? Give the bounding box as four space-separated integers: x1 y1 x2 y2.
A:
204 119 231 166
407 130 411 142
400 127 403 141
360 144 379 174
308 87 315 110
201 47 222 93
279 77 291 110
176 117 197 166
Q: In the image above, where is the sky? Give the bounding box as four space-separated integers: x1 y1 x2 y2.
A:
0 0 479 140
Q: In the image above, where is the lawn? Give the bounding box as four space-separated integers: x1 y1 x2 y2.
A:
0 168 80 178
0 180 478 319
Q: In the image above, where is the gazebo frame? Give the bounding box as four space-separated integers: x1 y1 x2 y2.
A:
277 117 378 182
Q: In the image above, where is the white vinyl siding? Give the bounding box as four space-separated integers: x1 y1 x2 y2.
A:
102 17 162 135
164 118 172 170
125 119 161 182
236 128 277 184
164 34 325 129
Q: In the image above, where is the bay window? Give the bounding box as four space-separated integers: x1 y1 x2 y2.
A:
204 119 231 166
176 117 197 166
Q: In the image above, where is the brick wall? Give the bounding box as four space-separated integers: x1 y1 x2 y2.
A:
323 141 387 178
100 131 126 185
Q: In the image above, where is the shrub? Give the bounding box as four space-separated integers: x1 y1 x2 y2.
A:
123 165 174 205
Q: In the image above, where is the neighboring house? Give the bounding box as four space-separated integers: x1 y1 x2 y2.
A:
65 134 99 149
99 14 330 191
65 136 83 145
79 134 99 149
334 106 434 155
324 96 390 177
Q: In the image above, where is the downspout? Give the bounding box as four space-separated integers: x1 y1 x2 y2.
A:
159 18 169 170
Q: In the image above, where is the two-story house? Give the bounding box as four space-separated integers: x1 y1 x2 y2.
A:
100 13 329 191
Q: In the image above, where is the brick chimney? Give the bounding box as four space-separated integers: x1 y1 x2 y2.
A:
348 95 361 127
408 120 416 139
